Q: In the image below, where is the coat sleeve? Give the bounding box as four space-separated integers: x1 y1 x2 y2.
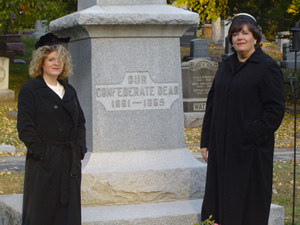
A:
17 83 46 160
247 59 285 146
74 91 87 159
200 78 215 148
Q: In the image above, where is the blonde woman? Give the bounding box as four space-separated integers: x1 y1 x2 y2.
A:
17 33 87 225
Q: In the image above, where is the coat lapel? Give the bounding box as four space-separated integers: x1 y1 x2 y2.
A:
60 81 78 126
33 76 78 125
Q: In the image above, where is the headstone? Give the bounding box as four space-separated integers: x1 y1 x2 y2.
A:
280 43 300 69
190 39 209 58
6 110 17 120
180 26 197 47
50 0 206 224
32 20 48 39
218 19 230 47
0 57 14 102
182 58 218 127
211 17 221 46
182 39 209 61
12 59 26 64
203 24 212 40
222 36 233 61
276 31 290 51
0 34 25 60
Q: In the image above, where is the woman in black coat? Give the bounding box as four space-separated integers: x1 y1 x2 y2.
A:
17 33 87 225
200 14 285 225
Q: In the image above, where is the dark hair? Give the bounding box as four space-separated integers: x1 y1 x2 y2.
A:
228 20 262 52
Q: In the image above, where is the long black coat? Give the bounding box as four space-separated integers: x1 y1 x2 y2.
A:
17 76 87 225
200 48 285 225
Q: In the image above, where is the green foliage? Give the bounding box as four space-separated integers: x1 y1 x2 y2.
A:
0 0 77 34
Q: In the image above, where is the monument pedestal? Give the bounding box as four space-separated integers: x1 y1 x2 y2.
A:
0 194 284 225
81 149 206 206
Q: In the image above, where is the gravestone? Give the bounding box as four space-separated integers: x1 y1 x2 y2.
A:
182 39 209 62
276 31 290 51
51 0 206 224
280 43 300 69
182 58 218 127
0 34 25 60
222 36 233 61
212 19 230 47
32 20 48 39
0 57 14 102
180 26 197 47
203 24 212 40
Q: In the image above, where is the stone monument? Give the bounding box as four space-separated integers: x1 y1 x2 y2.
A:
52 0 206 224
0 57 15 102
182 58 218 127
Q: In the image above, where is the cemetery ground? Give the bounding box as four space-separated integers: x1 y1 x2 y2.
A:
0 37 299 224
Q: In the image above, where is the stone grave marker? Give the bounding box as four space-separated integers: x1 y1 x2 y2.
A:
32 20 48 39
183 39 210 62
182 58 218 127
180 26 197 47
0 57 14 101
280 42 300 69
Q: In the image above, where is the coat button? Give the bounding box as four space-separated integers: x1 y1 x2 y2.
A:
58 127 63 132
54 105 58 109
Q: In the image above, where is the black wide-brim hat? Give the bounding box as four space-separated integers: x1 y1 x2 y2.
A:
35 33 70 50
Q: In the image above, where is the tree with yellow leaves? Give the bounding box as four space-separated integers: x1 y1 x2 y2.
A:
287 0 300 16
174 0 228 22
175 0 228 45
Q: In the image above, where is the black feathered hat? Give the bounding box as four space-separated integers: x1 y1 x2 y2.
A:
35 33 70 50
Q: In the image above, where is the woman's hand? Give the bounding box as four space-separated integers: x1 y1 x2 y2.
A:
201 147 208 163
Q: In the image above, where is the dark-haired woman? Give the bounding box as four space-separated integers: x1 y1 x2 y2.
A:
200 13 285 225
17 33 87 225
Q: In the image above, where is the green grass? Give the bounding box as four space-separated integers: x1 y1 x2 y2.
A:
273 161 300 225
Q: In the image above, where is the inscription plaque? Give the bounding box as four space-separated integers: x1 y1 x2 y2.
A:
96 72 179 111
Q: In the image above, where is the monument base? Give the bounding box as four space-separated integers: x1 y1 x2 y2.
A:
0 194 284 225
0 89 15 102
184 112 205 128
81 149 206 206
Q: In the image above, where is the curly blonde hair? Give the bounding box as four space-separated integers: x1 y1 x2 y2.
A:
29 44 73 79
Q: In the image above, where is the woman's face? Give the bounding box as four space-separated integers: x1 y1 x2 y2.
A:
232 25 257 59
42 51 64 79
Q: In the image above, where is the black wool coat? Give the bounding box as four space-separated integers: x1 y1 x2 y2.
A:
17 76 87 225
200 48 285 225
